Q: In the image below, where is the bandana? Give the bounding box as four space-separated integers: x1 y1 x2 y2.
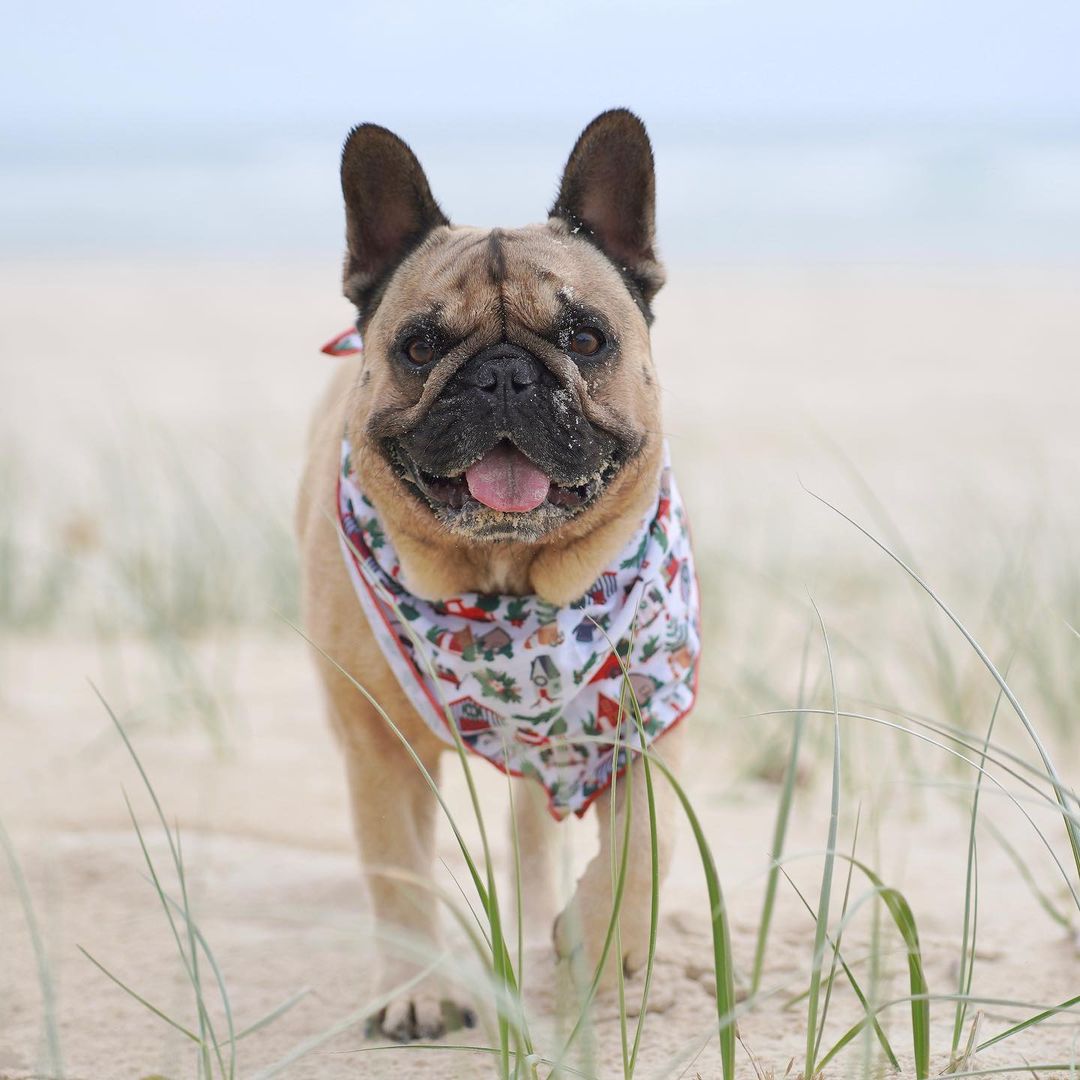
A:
333 395 699 820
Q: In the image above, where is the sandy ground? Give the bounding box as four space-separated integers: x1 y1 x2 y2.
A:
2 262 1080 1078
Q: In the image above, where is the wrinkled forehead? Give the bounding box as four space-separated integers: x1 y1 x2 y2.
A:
374 223 638 340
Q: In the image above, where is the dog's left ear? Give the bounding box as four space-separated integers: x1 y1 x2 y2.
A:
340 123 449 318
550 109 664 307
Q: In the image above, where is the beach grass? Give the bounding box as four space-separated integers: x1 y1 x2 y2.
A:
3 435 1079 1079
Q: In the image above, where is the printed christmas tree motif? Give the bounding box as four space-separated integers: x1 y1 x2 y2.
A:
475 667 522 704
548 715 567 737
397 601 421 622
581 710 600 737
679 660 698 687
665 618 689 653
505 596 531 626
649 519 670 552
620 530 650 570
641 635 661 660
362 516 387 550
643 712 666 736
520 759 543 781
513 705 562 727
341 450 352 479
573 651 600 685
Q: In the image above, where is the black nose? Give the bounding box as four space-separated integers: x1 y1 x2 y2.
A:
469 349 538 399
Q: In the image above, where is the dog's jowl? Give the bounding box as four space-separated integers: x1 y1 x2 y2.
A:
296 109 700 1042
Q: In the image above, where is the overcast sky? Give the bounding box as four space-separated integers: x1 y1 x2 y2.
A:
6 0 1079 130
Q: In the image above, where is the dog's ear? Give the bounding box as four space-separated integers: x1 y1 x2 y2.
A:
550 109 664 307
340 124 449 318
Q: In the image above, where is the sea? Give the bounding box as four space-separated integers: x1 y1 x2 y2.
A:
2 117 1078 264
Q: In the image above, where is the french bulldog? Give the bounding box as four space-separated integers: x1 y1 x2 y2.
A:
297 109 689 1042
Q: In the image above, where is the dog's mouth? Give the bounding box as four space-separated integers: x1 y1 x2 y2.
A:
388 439 621 539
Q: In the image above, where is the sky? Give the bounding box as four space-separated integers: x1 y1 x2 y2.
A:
3 1 1078 262
6 0 1080 130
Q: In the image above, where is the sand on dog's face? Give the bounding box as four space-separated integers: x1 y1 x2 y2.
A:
2 263 1079 1077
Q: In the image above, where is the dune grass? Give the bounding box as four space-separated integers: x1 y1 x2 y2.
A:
4 445 1080 1079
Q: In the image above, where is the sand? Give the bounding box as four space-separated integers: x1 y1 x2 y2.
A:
2 262 1079 1078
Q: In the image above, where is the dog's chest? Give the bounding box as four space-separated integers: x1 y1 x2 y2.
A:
477 548 531 596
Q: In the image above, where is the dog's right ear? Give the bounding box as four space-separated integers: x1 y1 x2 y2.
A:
340 124 449 319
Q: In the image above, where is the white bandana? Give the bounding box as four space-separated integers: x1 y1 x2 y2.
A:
336 438 700 818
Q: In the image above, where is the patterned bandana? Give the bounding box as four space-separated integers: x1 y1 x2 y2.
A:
335 433 700 820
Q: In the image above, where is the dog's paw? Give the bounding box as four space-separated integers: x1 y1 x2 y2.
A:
369 993 477 1043
553 898 651 985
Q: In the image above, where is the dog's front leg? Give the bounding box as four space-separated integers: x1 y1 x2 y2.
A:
338 718 466 1041
553 725 685 986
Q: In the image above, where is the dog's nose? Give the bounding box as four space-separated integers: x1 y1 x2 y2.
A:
470 351 538 399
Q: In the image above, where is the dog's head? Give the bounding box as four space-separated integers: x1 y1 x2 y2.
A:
340 109 664 546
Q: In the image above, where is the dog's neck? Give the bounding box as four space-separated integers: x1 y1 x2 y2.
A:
385 443 663 606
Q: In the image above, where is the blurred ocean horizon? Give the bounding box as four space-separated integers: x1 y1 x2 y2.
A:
3 116 1079 264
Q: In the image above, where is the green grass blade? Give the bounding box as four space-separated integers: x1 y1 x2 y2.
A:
643 752 737 1080
286 614 531 1069
802 487 1080 885
752 707 1080 912
980 817 1073 930
778 867 900 1072
92 682 222 1077
953 684 1004 1057
813 808 863 1065
0 817 65 1078
804 597 841 1080
77 945 200 1043
120 791 225 1077
976 991 1080 1053
250 960 442 1080
585 616 664 1078
553 769 633 1068
341 1043 597 1078
751 620 811 995
627 697 660 1077
233 988 312 1042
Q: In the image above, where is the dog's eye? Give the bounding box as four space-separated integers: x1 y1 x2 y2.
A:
404 337 435 365
569 326 605 357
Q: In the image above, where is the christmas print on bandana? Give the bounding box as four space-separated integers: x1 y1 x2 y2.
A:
336 438 700 819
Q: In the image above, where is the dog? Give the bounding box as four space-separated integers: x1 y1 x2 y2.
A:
297 109 699 1042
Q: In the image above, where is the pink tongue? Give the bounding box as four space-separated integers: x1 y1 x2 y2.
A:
465 444 551 512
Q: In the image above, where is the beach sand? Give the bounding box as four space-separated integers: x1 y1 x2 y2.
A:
2 261 1078 1078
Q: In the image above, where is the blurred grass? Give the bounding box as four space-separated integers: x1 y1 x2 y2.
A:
4 424 1080 1077
0 432 298 637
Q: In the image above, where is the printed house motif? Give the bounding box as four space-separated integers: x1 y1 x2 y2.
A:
474 627 512 655
588 571 619 604
530 655 561 692
597 693 625 729
627 672 658 703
